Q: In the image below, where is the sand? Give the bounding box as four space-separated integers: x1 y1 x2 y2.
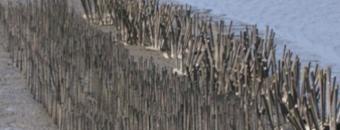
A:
0 8 57 130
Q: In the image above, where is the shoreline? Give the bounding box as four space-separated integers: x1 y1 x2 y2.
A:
172 0 340 77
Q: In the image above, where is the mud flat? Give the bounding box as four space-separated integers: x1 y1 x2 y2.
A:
0 24 57 130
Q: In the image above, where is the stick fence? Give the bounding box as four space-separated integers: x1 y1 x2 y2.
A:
0 0 339 130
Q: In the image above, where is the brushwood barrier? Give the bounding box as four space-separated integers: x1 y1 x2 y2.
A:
0 0 339 130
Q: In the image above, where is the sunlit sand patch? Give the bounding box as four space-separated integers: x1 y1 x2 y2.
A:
145 46 161 51
162 52 170 59
172 68 186 76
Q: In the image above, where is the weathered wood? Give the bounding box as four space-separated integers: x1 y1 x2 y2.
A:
1 0 340 130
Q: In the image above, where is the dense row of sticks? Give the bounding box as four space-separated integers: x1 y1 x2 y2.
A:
81 0 340 129
0 0 339 130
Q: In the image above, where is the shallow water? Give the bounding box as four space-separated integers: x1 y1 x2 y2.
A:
173 0 340 76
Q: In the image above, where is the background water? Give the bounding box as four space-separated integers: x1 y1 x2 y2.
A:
173 0 340 76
